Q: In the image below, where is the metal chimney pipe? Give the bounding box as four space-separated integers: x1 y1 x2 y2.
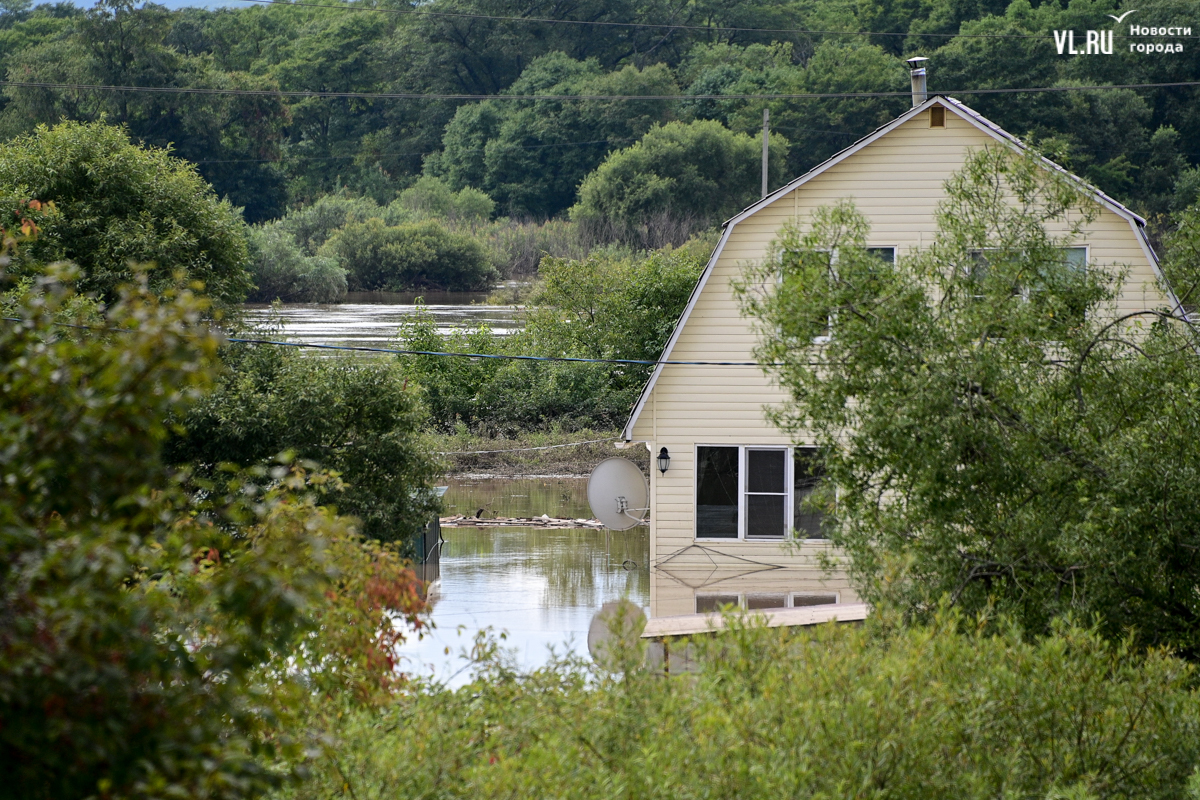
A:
906 57 929 107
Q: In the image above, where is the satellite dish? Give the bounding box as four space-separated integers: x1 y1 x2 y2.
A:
587 457 648 530
587 599 646 670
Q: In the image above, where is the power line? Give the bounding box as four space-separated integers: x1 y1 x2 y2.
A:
226 0 1184 41
4 79 1200 102
192 136 636 164
224 333 774 366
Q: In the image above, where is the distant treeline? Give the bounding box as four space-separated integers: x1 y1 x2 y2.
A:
2 0 1198 233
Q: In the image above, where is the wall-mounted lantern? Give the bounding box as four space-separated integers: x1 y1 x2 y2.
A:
656 447 671 475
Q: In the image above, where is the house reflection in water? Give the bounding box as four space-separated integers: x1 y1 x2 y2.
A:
649 544 856 618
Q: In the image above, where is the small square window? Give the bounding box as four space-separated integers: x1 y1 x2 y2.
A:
696 594 740 613
930 106 946 128
791 593 838 607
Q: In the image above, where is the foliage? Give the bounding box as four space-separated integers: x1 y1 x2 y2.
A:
320 217 498 292
0 119 252 308
167 337 442 552
572 120 789 247
288 614 1200 800
738 146 1200 655
3 0 1200 224
430 52 678 219
398 240 708 432
0 260 427 800
246 224 346 303
397 175 494 225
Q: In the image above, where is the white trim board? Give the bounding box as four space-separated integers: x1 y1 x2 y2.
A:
623 96 1170 440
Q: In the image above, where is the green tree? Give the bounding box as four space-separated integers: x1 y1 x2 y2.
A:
739 146 1200 655
573 119 788 247
0 120 252 308
0 258 428 799
432 52 678 219
321 217 497 291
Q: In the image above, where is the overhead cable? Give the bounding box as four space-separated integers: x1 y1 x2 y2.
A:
227 0 1196 40
4 79 1200 102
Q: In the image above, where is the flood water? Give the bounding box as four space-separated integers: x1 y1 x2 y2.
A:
241 291 520 351
244 298 651 683
398 477 650 685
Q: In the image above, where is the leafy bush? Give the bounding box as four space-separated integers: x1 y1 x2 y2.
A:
397 241 708 432
0 120 251 308
291 615 1200 800
573 120 789 247
167 337 441 551
274 191 402 255
246 224 347 303
0 261 427 800
396 175 494 224
321 217 498 292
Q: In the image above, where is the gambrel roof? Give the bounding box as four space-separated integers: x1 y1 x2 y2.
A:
622 95 1174 441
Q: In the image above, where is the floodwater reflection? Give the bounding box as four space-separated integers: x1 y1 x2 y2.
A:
397 525 648 685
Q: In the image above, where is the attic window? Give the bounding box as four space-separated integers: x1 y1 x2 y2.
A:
930 106 946 128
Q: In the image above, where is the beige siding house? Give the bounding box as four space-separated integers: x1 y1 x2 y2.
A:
625 96 1177 630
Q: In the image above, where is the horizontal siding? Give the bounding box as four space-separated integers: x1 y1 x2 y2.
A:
635 105 1173 607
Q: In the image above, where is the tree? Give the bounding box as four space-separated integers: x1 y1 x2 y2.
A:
0 120 252 308
167 339 442 551
431 52 678 219
738 147 1200 655
0 256 427 799
572 120 788 247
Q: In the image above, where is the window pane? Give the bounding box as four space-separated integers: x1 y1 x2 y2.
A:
794 448 826 539
866 247 896 264
792 594 837 607
746 593 788 610
696 594 739 613
747 494 785 539
1064 247 1087 270
696 446 738 538
747 449 785 493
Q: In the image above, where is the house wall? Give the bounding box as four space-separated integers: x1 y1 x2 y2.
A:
630 103 1172 618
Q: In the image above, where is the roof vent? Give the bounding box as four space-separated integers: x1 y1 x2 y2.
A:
905 57 929 107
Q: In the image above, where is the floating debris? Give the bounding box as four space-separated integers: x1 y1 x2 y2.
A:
439 514 606 529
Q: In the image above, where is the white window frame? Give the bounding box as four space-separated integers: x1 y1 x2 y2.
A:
694 590 841 614
965 245 1089 302
693 444 827 543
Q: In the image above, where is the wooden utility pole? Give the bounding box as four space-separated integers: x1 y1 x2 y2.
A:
762 107 769 198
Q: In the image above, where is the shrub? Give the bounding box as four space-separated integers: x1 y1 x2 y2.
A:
396 175 494 224
275 191 393 255
291 615 1200 800
397 241 708 432
0 120 251 307
321 218 498 292
246 224 347 303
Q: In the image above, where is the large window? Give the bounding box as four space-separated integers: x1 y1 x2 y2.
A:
695 446 827 541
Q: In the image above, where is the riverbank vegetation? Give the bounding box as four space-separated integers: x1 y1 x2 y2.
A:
287 614 1200 800
396 238 710 434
